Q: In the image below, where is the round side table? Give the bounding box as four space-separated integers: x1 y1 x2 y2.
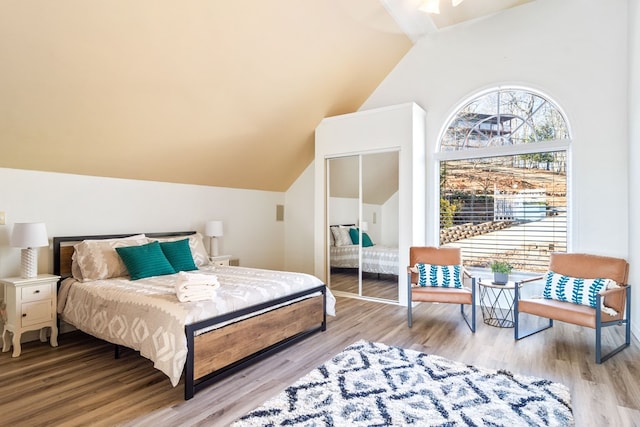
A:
478 279 521 328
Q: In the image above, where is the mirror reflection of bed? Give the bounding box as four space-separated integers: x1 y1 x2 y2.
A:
328 151 399 302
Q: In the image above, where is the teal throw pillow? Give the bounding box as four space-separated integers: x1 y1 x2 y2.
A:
543 271 618 315
415 263 463 288
348 227 359 245
115 241 176 280
348 227 375 247
160 238 198 272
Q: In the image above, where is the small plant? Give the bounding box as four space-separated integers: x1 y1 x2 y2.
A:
490 260 513 274
490 260 513 285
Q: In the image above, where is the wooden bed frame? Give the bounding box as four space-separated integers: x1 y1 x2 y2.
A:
53 231 327 400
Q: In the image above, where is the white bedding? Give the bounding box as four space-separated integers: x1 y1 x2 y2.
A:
330 244 399 275
57 265 336 387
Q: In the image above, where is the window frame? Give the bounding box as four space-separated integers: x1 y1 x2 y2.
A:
433 86 572 275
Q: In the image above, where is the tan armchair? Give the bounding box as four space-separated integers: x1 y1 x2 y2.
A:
407 246 476 332
514 252 630 363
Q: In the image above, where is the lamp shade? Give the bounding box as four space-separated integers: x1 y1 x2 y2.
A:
204 220 224 237
10 222 49 248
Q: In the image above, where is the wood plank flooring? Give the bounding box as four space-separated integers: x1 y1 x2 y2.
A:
330 270 399 301
1 296 639 426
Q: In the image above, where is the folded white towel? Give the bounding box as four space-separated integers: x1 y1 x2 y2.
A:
175 271 220 302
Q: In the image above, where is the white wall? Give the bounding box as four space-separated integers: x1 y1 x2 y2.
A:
363 0 631 313
362 0 629 258
629 0 639 338
362 203 382 245
283 162 315 274
285 0 636 332
0 167 286 281
328 197 359 226
380 191 399 246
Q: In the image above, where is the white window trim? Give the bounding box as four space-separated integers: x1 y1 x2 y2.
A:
435 139 571 162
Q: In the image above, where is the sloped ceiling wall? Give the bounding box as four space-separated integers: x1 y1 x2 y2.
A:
0 1 412 191
329 151 399 205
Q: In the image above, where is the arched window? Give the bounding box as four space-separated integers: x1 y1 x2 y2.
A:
437 87 570 273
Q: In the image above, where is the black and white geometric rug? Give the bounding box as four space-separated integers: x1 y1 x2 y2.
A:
232 340 573 426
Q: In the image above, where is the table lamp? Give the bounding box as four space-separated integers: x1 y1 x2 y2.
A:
10 222 49 278
204 220 224 257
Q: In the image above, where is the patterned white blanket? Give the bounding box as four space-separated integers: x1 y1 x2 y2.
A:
58 266 335 386
330 245 398 275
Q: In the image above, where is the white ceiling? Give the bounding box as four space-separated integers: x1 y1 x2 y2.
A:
383 0 535 41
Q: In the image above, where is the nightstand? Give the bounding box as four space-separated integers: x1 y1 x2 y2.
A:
1 274 60 357
209 255 232 267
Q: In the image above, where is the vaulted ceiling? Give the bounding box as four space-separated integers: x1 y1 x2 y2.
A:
0 0 533 192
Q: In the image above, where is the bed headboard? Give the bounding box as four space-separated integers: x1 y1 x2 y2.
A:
53 231 196 279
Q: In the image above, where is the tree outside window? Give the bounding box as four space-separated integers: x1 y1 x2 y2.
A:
437 88 570 273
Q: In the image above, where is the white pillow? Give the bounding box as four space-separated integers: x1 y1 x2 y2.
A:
413 263 463 288
331 226 353 247
74 234 148 281
543 271 619 315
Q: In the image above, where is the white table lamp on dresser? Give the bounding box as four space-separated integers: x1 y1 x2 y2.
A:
3 222 60 357
10 222 49 279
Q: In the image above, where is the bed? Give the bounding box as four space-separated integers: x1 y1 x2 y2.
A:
53 231 335 400
329 225 399 275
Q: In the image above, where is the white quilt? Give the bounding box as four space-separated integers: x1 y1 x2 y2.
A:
330 245 399 275
58 266 335 386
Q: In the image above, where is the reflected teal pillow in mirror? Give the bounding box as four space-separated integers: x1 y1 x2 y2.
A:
349 227 375 247
348 228 359 245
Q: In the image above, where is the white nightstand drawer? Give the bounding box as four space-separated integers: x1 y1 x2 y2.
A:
21 284 52 303
21 300 53 327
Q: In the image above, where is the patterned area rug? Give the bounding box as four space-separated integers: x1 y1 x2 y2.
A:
232 340 573 426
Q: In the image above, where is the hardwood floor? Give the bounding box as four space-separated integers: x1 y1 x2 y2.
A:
1 296 639 426
330 269 399 301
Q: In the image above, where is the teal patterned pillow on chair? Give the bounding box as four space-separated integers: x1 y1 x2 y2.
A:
543 271 618 315
415 263 463 288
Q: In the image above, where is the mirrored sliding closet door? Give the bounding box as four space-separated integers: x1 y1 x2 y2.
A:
327 150 399 303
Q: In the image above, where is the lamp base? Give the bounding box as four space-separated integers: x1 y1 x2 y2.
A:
20 247 38 278
212 237 220 257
